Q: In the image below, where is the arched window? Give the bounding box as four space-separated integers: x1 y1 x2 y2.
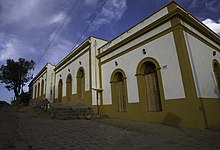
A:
66 74 72 102
58 79 63 103
110 69 128 112
77 68 85 100
213 60 220 93
136 58 163 112
41 80 44 99
34 85 37 99
37 83 40 99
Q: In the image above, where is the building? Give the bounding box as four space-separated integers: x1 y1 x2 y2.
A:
29 63 55 102
54 36 107 106
29 1 220 129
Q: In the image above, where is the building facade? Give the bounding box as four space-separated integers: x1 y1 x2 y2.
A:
29 1 220 129
54 36 108 106
29 63 55 102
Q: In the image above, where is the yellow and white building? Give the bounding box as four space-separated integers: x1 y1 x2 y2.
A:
29 63 55 102
54 36 107 105
29 1 220 129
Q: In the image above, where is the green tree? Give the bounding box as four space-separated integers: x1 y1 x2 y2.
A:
0 58 35 99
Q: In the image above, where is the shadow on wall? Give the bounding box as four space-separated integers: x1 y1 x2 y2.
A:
162 112 182 126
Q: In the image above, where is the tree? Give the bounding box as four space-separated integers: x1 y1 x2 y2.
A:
0 58 35 99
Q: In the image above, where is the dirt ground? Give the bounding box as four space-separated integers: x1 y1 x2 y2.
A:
0 104 220 150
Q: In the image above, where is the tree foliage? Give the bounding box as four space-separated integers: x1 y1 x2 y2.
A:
0 58 35 99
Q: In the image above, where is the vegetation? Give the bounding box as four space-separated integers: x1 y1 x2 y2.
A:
0 58 35 102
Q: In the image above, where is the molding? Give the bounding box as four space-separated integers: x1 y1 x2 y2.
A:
97 6 219 59
99 27 174 65
55 48 89 73
29 66 47 86
29 63 55 86
97 11 173 59
97 1 172 55
181 25 220 52
99 24 219 66
55 40 90 71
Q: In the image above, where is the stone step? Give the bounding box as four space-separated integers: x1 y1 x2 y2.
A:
50 103 95 120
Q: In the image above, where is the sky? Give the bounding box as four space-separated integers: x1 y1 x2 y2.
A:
0 0 220 103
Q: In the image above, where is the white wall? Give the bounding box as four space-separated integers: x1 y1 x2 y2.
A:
90 37 108 105
101 22 171 62
31 64 55 102
54 37 107 103
184 31 220 98
100 7 168 52
101 32 185 105
32 72 46 98
45 64 55 102
182 23 219 49
55 51 90 99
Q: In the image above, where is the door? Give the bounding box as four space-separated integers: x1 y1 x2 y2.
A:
144 62 162 111
116 73 126 112
58 80 63 103
66 76 72 102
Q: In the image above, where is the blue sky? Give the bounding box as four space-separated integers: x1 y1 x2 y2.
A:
0 0 220 103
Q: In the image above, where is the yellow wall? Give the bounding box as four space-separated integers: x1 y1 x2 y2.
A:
202 98 220 127
101 97 211 129
54 90 92 106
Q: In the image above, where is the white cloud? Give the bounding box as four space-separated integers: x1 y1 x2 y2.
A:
0 33 18 61
41 38 73 66
0 32 37 62
0 0 40 25
90 0 127 31
202 18 220 34
48 11 65 25
0 0 70 28
0 41 17 61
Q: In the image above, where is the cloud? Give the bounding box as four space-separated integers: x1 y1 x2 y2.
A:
0 0 71 29
0 33 19 61
89 0 127 31
0 0 40 25
205 0 218 12
48 11 65 25
32 37 73 77
0 32 37 62
202 18 220 34
40 37 73 66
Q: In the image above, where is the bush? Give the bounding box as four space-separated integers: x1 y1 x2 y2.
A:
18 92 30 106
